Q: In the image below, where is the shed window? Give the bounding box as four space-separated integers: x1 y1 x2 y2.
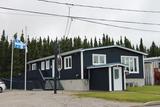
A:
41 61 45 70
46 60 50 70
121 56 139 73
114 69 119 79
64 56 72 69
32 63 37 70
92 54 106 65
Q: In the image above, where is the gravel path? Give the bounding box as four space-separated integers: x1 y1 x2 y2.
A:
0 90 142 107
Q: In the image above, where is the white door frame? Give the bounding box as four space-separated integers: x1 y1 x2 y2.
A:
113 67 122 91
52 60 55 78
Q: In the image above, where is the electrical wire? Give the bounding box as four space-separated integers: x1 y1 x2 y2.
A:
67 18 73 36
0 6 160 32
76 18 160 33
38 0 160 13
0 7 160 26
64 7 71 36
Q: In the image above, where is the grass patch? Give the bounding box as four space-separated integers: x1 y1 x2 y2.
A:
76 86 160 103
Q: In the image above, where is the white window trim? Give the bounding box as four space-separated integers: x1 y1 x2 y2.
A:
41 61 45 70
64 56 72 69
121 56 139 74
92 54 106 65
46 60 50 70
32 63 37 70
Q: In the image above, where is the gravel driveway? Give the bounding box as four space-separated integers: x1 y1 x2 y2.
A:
0 90 142 107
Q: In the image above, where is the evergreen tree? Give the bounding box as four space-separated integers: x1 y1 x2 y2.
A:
102 34 106 46
94 37 98 47
90 38 93 48
124 36 132 48
139 38 145 52
120 36 123 46
148 41 158 57
83 36 89 48
98 39 102 47
73 36 82 49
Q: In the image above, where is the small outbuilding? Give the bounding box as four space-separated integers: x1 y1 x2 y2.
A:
87 63 126 91
144 57 160 85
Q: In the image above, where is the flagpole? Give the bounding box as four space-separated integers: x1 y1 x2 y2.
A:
10 37 14 90
24 26 28 91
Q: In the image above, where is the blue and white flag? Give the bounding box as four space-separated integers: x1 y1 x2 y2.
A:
14 38 27 50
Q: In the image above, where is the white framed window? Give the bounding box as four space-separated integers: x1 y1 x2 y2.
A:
64 56 72 69
41 61 45 70
46 60 50 70
92 54 106 65
121 56 139 73
32 63 37 70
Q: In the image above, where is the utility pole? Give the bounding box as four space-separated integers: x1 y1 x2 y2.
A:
10 37 14 90
24 26 28 91
54 40 58 94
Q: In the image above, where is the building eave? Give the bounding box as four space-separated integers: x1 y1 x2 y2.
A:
27 48 83 64
83 45 148 55
87 63 127 69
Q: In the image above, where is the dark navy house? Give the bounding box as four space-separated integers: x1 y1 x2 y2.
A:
27 45 147 91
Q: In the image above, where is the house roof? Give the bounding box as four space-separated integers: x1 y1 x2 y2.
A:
144 57 160 62
82 45 147 55
27 45 147 64
87 63 127 69
27 48 82 64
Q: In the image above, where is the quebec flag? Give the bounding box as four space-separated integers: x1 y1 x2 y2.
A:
14 38 27 50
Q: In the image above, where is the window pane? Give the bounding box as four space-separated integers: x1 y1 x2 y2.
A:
32 63 37 70
121 57 125 64
64 56 72 69
134 58 137 72
69 57 72 67
46 60 50 69
114 69 119 79
130 57 134 72
66 58 68 68
41 62 45 70
126 57 129 71
94 56 98 64
100 56 105 64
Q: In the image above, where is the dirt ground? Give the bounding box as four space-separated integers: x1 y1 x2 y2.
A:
0 90 142 107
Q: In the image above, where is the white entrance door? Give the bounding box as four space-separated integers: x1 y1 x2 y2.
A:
52 60 55 78
113 67 122 91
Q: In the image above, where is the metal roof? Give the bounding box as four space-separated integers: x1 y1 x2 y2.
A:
87 63 127 69
83 45 147 55
28 45 147 64
144 57 160 62
27 48 82 64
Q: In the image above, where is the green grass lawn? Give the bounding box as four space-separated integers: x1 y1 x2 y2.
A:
76 86 160 103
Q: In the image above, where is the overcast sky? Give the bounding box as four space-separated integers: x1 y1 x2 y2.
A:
0 0 160 47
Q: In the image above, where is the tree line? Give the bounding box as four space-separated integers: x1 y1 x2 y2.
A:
0 30 159 77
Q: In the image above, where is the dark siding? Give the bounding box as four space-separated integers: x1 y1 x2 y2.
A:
28 52 81 80
59 52 81 80
111 67 114 91
89 68 109 91
122 67 125 90
83 47 144 79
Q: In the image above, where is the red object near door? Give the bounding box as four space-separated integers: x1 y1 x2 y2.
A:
154 68 160 85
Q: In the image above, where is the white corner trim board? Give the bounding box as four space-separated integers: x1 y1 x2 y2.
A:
109 67 112 91
81 51 84 79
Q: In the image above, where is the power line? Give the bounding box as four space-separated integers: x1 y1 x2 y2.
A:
76 18 160 33
0 6 160 32
38 0 160 14
64 7 71 36
0 7 160 26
